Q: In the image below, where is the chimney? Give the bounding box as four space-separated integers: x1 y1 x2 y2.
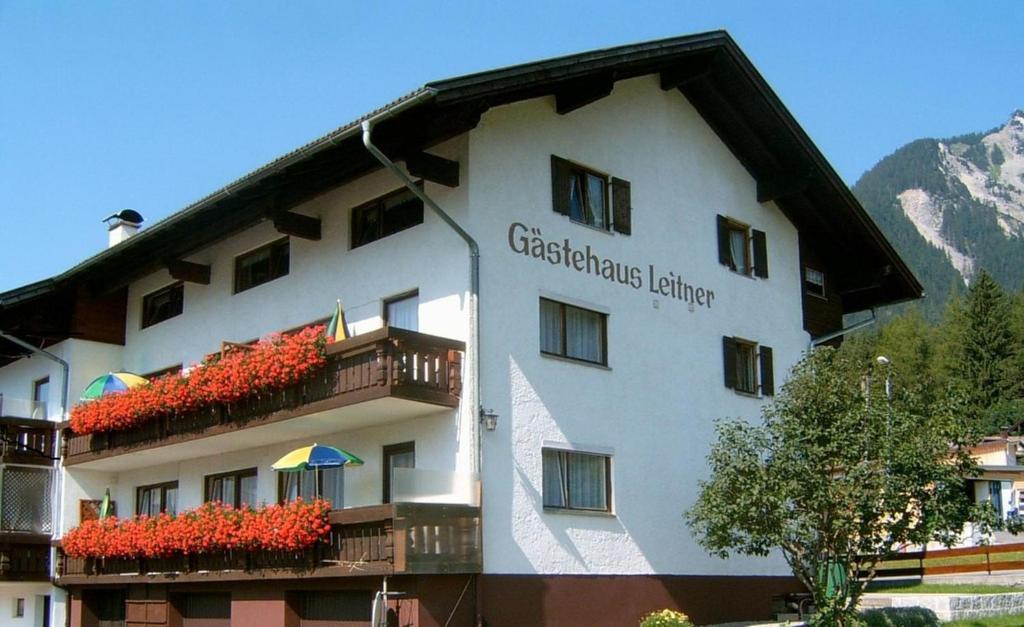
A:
103 209 144 248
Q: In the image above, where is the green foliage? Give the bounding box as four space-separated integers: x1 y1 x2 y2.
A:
686 348 979 627
860 607 940 627
638 609 693 627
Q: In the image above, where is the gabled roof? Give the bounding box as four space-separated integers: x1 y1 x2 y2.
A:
0 31 921 342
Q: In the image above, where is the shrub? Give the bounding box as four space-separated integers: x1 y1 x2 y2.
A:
860 607 940 627
639 609 694 627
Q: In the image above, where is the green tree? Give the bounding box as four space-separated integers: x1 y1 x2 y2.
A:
686 348 979 626
955 270 1017 418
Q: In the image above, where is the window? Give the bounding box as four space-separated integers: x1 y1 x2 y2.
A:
383 442 415 503
805 267 826 299
234 238 289 293
716 215 767 278
136 481 178 517
540 298 607 365
141 282 184 328
542 448 611 512
351 188 424 248
31 374 48 413
279 467 343 508
722 336 774 396
384 291 419 331
550 156 632 234
205 468 258 508
13 598 24 618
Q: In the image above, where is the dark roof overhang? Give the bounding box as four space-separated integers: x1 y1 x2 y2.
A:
0 30 920 333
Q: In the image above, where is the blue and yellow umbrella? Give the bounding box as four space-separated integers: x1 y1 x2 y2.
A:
271 443 364 472
80 372 149 401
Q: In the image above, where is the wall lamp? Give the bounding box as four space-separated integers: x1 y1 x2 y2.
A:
479 407 499 432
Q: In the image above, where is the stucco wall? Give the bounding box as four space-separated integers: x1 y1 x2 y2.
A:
467 75 805 576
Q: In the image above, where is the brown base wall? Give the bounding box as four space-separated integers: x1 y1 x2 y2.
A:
67 575 478 627
478 574 804 626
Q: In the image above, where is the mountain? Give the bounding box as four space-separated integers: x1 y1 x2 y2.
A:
852 110 1024 319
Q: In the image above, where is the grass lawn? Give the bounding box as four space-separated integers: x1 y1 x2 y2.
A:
943 615 1024 626
868 582 1024 594
875 550 1024 571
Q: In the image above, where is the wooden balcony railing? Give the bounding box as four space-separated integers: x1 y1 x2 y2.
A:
0 535 51 582
57 503 481 584
63 328 464 466
0 419 56 466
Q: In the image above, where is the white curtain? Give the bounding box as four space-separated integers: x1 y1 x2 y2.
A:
568 453 607 510
540 300 562 354
736 344 756 393
240 474 258 507
569 175 585 222
542 450 567 508
586 173 606 228
282 468 343 507
387 295 419 331
729 229 747 273
565 306 602 363
164 487 178 516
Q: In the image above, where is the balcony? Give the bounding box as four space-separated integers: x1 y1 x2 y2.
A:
57 502 481 585
0 395 47 422
0 536 50 582
63 328 464 470
0 418 56 466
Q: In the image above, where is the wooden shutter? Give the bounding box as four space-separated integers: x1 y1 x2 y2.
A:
611 177 632 235
551 155 573 216
722 336 737 389
717 215 731 267
760 345 774 396
752 229 769 278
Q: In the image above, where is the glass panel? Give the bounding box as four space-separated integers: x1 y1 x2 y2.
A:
281 474 299 502
33 378 49 403
240 474 258 507
565 306 603 363
387 295 419 331
735 343 757 393
586 173 606 229
138 489 155 517
729 228 748 274
321 467 344 508
382 193 424 237
164 486 178 516
1 467 52 533
542 450 567 508
539 299 562 354
568 452 607 510
568 174 585 222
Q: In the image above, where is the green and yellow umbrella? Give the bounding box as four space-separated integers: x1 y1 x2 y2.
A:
80 372 149 401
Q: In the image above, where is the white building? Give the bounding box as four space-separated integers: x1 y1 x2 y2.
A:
0 32 920 627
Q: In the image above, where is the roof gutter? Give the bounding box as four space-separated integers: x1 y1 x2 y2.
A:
359 96 483 477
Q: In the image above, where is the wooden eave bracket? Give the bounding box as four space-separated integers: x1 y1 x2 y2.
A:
166 260 211 285
273 211 321 240
405 152 460 188
659 52 721 90
756 170 812 204
555 76 615 115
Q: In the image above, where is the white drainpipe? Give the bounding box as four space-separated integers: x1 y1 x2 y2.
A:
360 112 482 477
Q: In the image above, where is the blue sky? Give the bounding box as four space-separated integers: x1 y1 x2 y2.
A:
1 1 1021 292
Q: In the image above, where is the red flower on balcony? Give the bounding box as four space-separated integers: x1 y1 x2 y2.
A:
61 498 332 559
70 325 327 435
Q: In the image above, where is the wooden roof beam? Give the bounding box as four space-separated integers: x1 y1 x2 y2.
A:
406 152 460 188
166 260 211 285
555 76 615 115
757 170 812 204
273 211 321 241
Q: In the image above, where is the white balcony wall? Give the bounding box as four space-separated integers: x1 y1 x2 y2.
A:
68 412 459 520
0 339 123 421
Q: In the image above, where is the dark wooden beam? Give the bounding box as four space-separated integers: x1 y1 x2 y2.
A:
406 152 460 188
757 171 812 204
555 77 615 115
659 51 720 90
273 211 321 241
166 260 211 285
